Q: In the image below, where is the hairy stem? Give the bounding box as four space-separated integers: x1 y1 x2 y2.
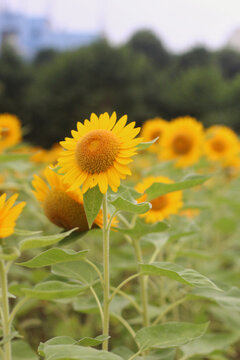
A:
102 194 110 351
0 260 12 360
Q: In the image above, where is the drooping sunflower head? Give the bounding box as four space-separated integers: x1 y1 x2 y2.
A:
32 167 103 231
0 114 22 152
160 116 204 167
141 117 168 152
0 193 25 238
135 176 183 223
58 112 142 194
204 125 239 163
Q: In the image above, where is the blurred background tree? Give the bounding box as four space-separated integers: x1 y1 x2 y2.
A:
1 30 240 146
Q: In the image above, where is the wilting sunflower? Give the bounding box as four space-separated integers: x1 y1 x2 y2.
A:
0 114 22 152
0 193 25 238
58 112 142 194
32 167 103 231
204 125 239 163
160 116 204 167
141 117 168 152
135 176 183 223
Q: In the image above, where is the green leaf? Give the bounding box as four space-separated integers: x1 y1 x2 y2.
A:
108 184 140 202
119 218 168 239
181 332 240 358
19 228 77 251
14 229 42 236
76 335 110 347
83 186 103 228
190 287 240 312
140 233 169 249
137 137 159 151
38 343 124 360
135 322 209 351
12 340 38 360
141 262 221 290
146 174 209 201
51 261 98 285
17 248 88 268
0 153 30 163
22 281 86 300
110 197 151 214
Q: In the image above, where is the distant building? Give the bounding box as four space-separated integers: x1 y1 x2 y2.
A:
0 10 98 58
227 28 240 51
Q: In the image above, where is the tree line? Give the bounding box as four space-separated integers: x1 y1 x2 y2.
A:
1 30 240 147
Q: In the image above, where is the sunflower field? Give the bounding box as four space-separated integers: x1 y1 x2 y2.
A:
0 112 240 360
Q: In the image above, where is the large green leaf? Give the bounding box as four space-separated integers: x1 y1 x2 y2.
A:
51 261 98 285
119 218 168 239
83 186 103 228
12 340 38 360
146 174 209 201
22 281 86 300
19 228 77 251
140 233 169 249
110 197 151 214
17 248 88 268
76 335 109 347
108 184 140 202
39 343 124 360
181 332 240 358
190 287 240 311
135 322 209 351
137 138 159 151
141 262 220 290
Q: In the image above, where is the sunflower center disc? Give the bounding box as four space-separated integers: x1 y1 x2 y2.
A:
43 189 90 231
211 139 226 153
151 195 168 211
172 135 192 155
75 129 120 174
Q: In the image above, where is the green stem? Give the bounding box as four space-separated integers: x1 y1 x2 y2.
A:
153 297 187 325
111 313 137 342
0 260 12 360
109 273 140 303
132 238 149 328
85 259 104 285
128 349 141 360
102 194 110 351
8 297 29 327
110 286 142 314
89 286 104 326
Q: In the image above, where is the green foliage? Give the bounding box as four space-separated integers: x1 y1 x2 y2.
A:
83 186 103 228
135 322 209 351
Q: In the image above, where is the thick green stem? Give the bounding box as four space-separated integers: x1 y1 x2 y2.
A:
0 260 12 360
102 194 110 351
132 238 149 328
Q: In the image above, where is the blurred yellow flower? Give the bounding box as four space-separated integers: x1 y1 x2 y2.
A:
30 143 62 164
0 193 25 238
0 114 22 152
141 117 168 152
204 125 239 163
32 167 103 231
160 116 203 167
136 176 183 223
180 208 200 219
58 112 142 194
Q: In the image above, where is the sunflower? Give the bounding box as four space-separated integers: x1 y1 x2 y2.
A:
58 112 142 194
0 193 25 238
204 125 239 163
160 116 204 167
135 176 183 223
0 114 22 152
141 117 168 152
31 144 62 164
32 167 103 231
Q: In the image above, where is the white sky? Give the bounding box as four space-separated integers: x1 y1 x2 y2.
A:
4 0 240 52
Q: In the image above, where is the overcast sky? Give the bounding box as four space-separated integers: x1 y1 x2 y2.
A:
4 0 240 52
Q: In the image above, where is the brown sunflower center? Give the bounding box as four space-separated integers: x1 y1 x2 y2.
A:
43 189 92 232
172 135 192 155
151 195 168 211
211 139 226 153
75 129 120 174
